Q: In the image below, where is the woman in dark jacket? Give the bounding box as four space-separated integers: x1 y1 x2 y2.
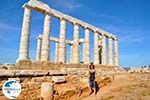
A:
88 62 96 95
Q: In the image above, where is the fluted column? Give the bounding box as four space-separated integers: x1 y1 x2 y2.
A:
55 42 59 63
70 44 73 63
94 31 99 64
114 39 119 66
108 37 113 65
83 28 90 64
17 6 31 62
102 35 106 65
58 18 66 63
36 34 42 61
72 23 79 63
41 15 51 61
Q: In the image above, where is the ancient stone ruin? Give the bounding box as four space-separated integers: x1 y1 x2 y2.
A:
4 0 150 100
17 0 119 67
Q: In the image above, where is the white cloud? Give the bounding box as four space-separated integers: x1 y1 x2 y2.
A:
119 30 150 43
51 0 83 12
0 23 19 31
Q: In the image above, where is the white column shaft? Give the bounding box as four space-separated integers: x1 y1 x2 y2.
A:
41 15 51 61
108 37 113 65
114 39 119 66
83 28 90 64
55 42 59 63
36 37 42 61
58 19 66 63
18 7 31 61
70 45 73 63
72 24 79 63
94 32 99 64
102 35 106 65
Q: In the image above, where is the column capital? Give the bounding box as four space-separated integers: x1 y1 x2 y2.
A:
114 38 118 41
72 22 80 26
93 28 99 33
22 4 31 9
37 34 42 40
59 17 66 21
83 26 91 30
108 34 114 39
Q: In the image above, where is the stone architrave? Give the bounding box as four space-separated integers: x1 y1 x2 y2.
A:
17 6 31 62
41 15 51 61
58 18 66 63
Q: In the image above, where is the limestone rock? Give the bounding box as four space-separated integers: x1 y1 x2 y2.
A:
52 76 66 83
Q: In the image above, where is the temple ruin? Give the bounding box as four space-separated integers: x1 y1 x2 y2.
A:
17 0 119 67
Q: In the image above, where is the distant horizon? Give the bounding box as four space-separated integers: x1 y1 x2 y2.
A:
0 0 150 67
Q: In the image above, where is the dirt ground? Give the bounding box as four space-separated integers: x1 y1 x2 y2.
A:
66 74 150 100
80 80 150 100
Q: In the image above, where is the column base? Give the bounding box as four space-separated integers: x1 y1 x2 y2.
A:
16 59 32 68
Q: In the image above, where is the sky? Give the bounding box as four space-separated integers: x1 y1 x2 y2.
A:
0 0 150 67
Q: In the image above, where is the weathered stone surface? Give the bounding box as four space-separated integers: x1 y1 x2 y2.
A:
49 70 67 76
33 70 49 76
83 28 90 64
58 19 66 63
17 6 31 62
41 82 54 100
0 70 15 77
15 70 34 76
128 68 150 73
41 15 51 61
8 78 20 82
52 76 66 83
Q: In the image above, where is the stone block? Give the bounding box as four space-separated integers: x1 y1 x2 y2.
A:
41 82 54 100
33 70 49 76
0 70 14 77
8 78 20 82
49 70 66 76
15 70 34 76
52 76 66 83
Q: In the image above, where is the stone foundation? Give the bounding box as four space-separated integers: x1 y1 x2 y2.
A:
0 63 127 100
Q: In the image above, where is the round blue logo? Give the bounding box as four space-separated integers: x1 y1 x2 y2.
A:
2 80 21 99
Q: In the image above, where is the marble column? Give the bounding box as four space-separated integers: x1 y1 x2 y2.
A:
98 36 103 64
83 28 90 64
17 6 31 62
41 15 51 61
114 39 119 66
58 18 66 63
70 44 73 63
55 42 59 63
36 34 42 61
72 23 79 63
102 35 106 65
108 37 113 65
94 31 99 64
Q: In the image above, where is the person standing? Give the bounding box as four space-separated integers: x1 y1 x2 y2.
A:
88 62 96 95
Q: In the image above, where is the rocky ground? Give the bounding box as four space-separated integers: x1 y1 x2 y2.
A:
80 79 150 100
55 73 150 100
0 64 149 100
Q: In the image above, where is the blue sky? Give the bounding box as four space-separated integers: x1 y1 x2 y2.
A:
0 0 150 67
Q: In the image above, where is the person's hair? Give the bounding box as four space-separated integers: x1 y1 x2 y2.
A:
89 64 95 69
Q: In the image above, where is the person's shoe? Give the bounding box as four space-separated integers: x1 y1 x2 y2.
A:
89 91 93 95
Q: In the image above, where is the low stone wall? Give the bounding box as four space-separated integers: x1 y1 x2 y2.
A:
0 64 127 100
